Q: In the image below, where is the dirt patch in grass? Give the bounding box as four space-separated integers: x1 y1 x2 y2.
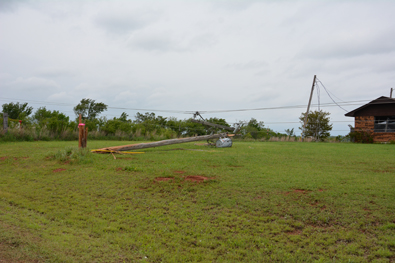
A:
174 170 186 174
12 157 29 161
372 169 395 173
52 168 66 173
0 156 8 161
116 167 123 171
293 189 310 194
185 176 210 182
285 189 311 195
155 177 174 182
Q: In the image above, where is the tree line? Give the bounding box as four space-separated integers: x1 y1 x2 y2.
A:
1 99 333 142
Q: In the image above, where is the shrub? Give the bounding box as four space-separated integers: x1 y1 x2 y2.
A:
349 131 374 143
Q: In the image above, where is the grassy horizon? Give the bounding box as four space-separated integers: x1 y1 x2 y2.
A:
0 140 394 262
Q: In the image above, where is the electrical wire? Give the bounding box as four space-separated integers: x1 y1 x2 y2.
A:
315 78 348 112
0 96 375 115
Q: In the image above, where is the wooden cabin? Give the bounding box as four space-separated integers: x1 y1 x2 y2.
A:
345 96 395 142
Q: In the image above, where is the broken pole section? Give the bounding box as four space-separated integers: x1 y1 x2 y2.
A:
96 133 228 152
78 114 87 148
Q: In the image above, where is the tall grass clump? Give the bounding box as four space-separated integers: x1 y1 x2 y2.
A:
48 146 93 164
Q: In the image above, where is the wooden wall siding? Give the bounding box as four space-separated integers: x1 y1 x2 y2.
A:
355 116 395 142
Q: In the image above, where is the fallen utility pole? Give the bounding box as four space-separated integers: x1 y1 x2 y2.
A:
95 133 228 152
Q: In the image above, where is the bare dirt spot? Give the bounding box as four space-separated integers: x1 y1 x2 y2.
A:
0 156 8 161
116 167 123 171
318 189 325 192
293 189 310 194
174 170 186 174
285 189 311 196
52 168 66 173
155 177 174 182
185 176 210 182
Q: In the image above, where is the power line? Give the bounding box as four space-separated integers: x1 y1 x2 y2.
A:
0 96 385 115
315 78 348 112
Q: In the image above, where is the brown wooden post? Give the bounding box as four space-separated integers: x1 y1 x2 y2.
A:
78 114 83 148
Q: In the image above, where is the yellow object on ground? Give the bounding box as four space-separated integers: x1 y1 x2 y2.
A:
91 149 145 154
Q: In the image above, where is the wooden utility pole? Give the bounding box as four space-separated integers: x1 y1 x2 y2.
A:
302 75 317 139
3 113 8 132
96 133 228 152
391 88 393 98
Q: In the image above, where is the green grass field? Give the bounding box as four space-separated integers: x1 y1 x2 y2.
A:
0 140 394 262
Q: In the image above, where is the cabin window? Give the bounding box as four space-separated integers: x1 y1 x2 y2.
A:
374 116 395 132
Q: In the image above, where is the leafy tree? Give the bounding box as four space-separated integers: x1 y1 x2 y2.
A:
239 118 265 136
285 128 295 136
247 118 265 131
299 110 333 141
32 107 53 122
73 98 107 121
166 117 187 137
134 112 167 134
32 107 71 134
2 102 33 119
102 112 133 135
205 117 231 134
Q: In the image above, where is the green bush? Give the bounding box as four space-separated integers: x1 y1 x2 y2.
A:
349 131 374 143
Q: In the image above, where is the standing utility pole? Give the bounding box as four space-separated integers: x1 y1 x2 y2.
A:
302 75 317 138
390 88 393 98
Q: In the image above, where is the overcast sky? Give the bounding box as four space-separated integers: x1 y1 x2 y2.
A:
1 0 394 135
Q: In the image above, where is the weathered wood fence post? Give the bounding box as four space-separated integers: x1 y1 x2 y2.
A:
3 113 8 132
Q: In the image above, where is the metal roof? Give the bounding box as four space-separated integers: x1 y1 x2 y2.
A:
345 96 395 117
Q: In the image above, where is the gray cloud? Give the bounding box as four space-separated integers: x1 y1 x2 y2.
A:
127 31 186 52
1 1 394 136
226 60 268 70
94 4 160 36
0 0 21 13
